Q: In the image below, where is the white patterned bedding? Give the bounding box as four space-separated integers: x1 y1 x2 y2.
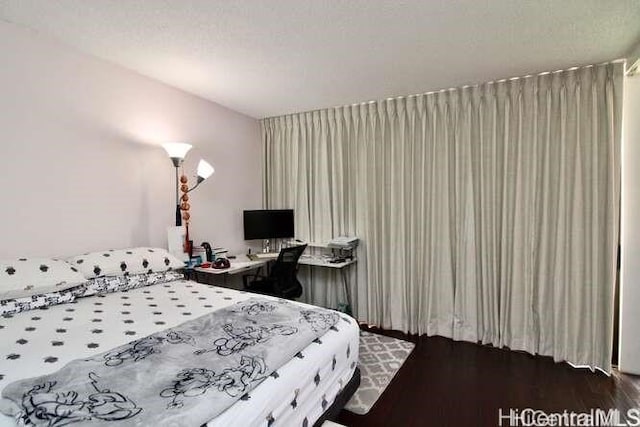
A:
0 280 359 427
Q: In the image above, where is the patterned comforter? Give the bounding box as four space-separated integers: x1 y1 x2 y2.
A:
0 297 342 426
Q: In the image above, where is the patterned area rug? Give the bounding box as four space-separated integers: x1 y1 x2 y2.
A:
345 331 415 415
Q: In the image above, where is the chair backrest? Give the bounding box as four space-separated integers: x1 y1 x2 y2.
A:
269 244 307 282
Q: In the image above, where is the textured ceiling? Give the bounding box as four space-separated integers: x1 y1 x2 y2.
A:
1 0 639 118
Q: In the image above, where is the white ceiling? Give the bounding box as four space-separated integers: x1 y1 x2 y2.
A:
1 0 639 119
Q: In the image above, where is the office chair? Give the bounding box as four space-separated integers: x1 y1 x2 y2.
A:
243 244 307 299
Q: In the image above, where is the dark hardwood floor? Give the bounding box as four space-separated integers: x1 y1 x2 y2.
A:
337 326 640 427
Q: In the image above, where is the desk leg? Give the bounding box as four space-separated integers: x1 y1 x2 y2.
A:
341 268 353 316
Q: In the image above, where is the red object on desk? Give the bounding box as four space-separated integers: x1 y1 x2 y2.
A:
200 262 212 268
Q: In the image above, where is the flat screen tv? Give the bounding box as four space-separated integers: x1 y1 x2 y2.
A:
243 209 294 240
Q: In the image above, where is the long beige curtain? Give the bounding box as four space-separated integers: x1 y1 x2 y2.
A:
262 62 623 372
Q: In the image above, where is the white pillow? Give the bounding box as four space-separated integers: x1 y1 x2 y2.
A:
66 247 184 278
0 257 87 300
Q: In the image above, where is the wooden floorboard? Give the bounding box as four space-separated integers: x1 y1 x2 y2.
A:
336 326 640 427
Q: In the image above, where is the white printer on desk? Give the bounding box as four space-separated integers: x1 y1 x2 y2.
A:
328 236 359 261
328 236 359 249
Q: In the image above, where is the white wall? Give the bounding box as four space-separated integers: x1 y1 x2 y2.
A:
620 72 640 375
0 21 262 258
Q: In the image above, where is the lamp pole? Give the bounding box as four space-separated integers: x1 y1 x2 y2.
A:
174 164 182 226
168 157 183 227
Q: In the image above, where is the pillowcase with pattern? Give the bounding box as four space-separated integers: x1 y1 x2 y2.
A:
1 286 83 316
81 270 184 297
66 247 184 279
0 271 184 316
0 258 87 300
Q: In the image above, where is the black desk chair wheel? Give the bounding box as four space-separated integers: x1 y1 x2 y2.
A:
243 244 307 300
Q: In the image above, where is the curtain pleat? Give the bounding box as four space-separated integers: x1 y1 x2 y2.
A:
261 62 623 372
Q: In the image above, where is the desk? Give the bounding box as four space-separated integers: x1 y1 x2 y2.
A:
193 257 267 287
298 254 356 315
299 254 356 269
194 258 268 276
249 253 279 261
193 253 357 314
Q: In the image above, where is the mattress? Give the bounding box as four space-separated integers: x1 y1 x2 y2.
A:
0 280 359 427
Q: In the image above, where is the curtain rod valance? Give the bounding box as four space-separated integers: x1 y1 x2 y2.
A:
261 59 625 121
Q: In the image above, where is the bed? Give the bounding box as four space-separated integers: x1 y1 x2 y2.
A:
0 249 360 427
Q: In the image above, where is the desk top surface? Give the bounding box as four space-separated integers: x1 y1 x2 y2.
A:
194 257 267 275
299 254 357 269
194 253 356 275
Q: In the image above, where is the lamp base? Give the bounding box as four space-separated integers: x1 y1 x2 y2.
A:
175 204 182 226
